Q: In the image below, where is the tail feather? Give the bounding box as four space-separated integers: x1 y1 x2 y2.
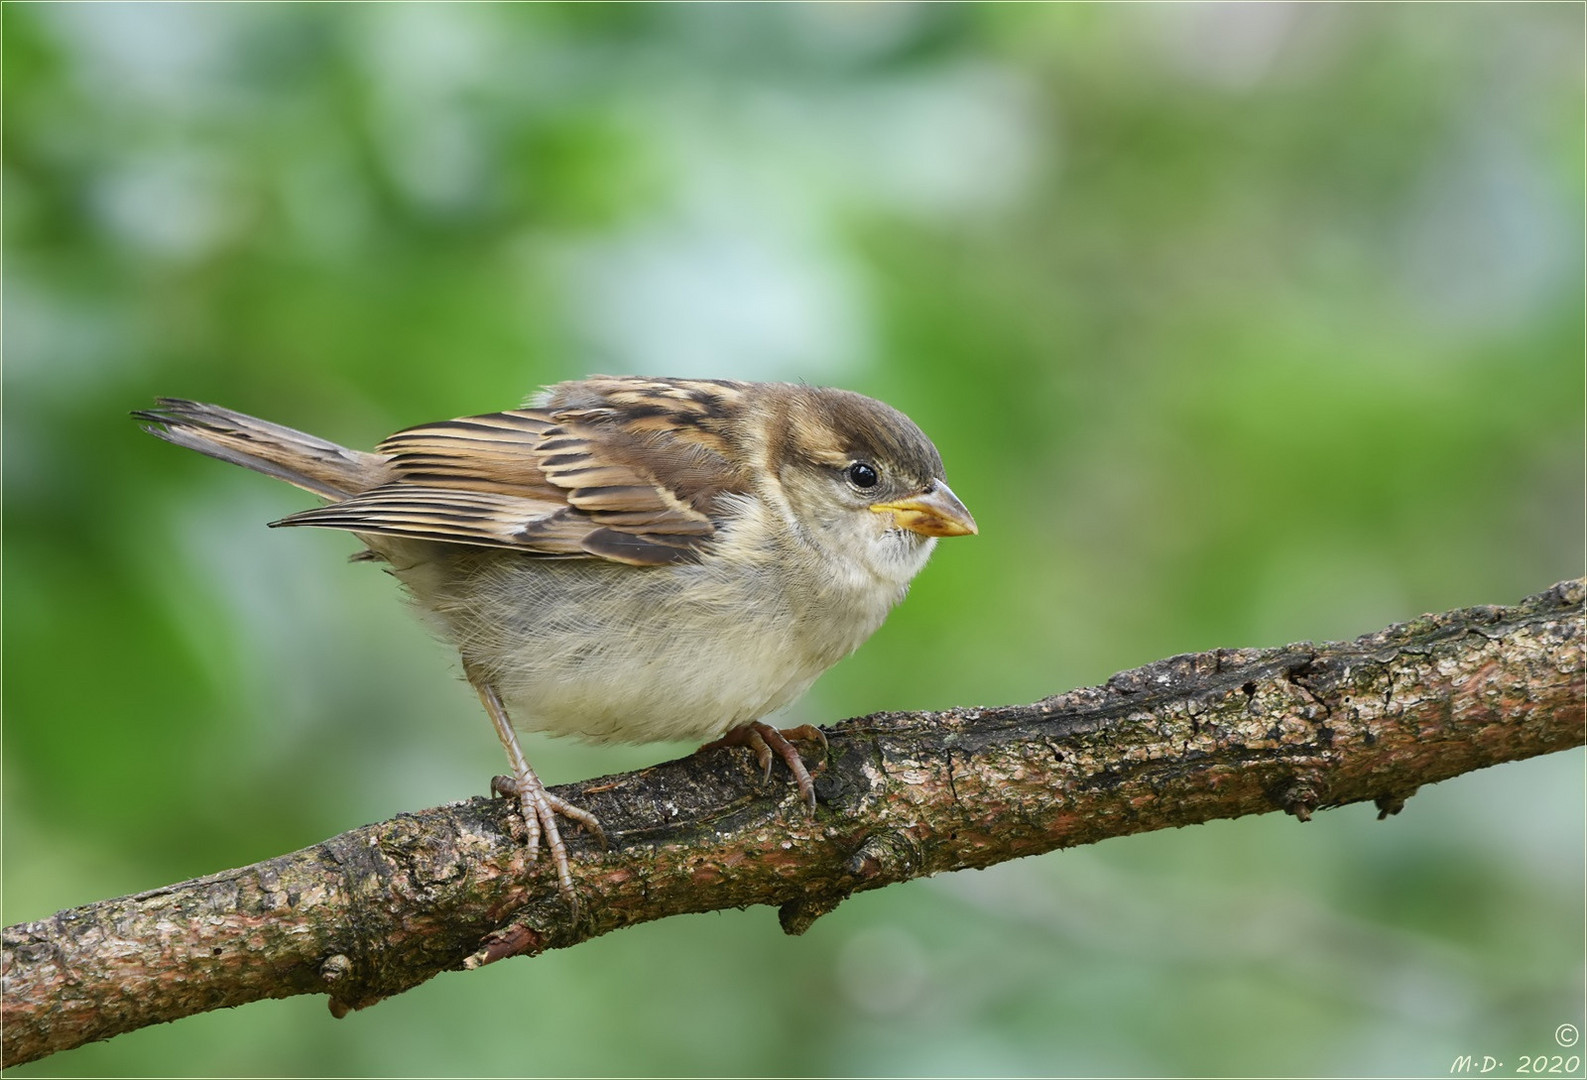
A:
134 398 386 500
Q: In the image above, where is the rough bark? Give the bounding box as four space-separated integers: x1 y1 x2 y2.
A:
4 579 1583 1066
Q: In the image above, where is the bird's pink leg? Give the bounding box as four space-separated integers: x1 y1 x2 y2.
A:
469 672 605 906
700 722 828 809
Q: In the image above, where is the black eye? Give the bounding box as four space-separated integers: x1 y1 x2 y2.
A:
845 462 879 489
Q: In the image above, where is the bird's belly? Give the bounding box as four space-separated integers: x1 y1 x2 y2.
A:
498 624 824 743
398 550 893 745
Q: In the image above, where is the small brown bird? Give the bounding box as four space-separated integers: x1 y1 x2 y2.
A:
136 377 976 900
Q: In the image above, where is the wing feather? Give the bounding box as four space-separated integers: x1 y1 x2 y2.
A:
270 380 758 567
272 485 588 554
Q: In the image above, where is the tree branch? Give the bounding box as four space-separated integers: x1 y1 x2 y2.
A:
5 580 1582 1066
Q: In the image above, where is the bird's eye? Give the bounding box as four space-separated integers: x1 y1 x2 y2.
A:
845 462 879 489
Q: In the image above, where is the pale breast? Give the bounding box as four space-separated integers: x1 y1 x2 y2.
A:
384 533 902 744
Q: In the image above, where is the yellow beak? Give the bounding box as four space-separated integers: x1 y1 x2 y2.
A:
871 479 978 537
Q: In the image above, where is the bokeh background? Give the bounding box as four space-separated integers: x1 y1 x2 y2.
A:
5 3 1582 1076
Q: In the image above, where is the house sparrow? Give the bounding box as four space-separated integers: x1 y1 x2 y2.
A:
135 377 976 902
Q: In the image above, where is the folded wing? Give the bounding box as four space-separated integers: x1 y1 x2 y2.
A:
273 381 753 567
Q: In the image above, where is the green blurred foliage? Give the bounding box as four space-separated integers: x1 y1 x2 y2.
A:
4 3 1581 1076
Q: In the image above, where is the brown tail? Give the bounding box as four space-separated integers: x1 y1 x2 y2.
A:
133 399 388 500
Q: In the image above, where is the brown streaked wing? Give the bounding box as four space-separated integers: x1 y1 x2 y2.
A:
308 380 762 565
535 377 756 524
272 482 708 566
377 411 563 498
270 484 591 556
377 399 743 531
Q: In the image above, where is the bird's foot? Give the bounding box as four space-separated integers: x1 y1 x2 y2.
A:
489 772 607 910
472 672 608 912
701 721 828 809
